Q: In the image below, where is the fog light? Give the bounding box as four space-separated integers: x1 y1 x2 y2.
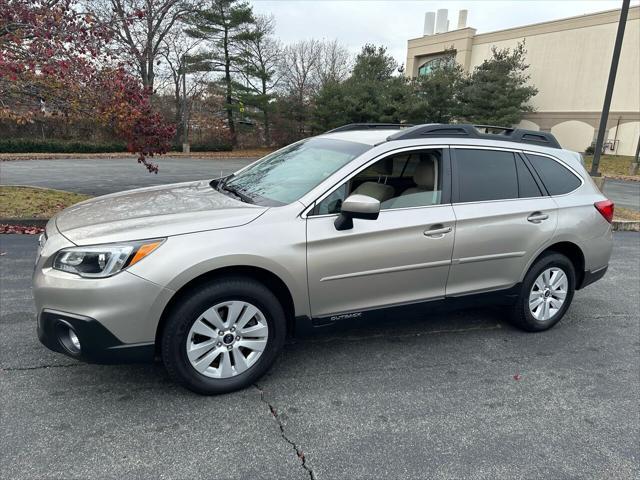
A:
68 329 81 351
55 321 81 355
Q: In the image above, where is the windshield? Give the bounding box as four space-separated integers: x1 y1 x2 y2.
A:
222 138 371 206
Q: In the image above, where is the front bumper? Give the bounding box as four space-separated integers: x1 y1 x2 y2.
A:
38 310 155 363
33 227 175 361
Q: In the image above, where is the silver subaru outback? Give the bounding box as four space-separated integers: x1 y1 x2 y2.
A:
33 124 614 394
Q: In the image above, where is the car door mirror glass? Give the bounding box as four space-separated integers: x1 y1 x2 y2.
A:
335 194 380 230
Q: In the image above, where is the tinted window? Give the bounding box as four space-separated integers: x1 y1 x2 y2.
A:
456 149 518 202
314 149 444 215
526 154 581 195
516 155 542 198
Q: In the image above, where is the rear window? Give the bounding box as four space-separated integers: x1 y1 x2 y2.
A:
526 154 582 195
516 155 542 198
456 149 518 202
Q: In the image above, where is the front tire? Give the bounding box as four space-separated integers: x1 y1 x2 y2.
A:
510 253 575 332
161 277 286 395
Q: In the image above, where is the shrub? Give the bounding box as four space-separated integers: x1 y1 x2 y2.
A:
0 138 127 153
584 145 595 155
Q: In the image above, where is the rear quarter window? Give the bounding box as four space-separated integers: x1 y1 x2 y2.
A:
526 154 582 195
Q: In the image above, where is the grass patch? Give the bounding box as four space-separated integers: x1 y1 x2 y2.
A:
583 154 637 177
0 186 91 219
615 207 640 222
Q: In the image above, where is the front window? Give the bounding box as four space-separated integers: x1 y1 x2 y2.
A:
313 149 444 215
221 138 371 206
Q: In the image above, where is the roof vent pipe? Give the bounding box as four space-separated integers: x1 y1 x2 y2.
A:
435 9 448 34
423 11 435 35
457 10 468 29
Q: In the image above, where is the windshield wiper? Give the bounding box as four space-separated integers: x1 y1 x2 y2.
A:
211 174 233 191
219 184 254 204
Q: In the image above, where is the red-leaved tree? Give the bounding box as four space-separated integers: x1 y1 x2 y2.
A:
0 0 175 172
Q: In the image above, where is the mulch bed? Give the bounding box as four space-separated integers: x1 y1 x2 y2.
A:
0 224 45 234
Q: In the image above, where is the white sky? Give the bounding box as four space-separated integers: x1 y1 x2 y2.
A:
251 0 638 66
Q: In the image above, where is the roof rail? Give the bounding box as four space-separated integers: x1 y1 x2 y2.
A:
326 123 414 133
473 125 514 134
387 123 561 149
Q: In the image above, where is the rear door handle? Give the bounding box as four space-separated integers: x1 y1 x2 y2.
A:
527 212 549 223
424 225 452 237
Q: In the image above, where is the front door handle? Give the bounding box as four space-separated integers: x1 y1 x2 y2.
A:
424 225 452 237
527 212 549 224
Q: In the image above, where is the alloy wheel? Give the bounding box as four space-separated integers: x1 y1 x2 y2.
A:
185 300 269 378
528 267 568 321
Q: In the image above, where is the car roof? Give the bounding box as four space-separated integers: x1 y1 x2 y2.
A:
316 129 400 146
317 129 583 173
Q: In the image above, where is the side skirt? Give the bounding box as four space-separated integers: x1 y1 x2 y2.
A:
294 284 521 336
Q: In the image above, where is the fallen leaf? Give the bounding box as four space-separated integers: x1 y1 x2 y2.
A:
0 224 45 235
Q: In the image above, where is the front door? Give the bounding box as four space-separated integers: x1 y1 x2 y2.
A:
306 147 455 318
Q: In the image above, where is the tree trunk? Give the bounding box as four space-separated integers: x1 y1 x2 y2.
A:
262 78 270 146
263 110 271 146
146 50 155 92
140 62 149 90
223 29 236 146
174 78 182 145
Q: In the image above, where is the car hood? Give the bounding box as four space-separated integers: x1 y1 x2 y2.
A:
55 180 267 245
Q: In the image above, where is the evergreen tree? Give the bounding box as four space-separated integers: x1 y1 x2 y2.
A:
185 0 256 145
403 53 465 124
457 42 538 126
235 15 281 145
311 80 349 131
312 44 411 130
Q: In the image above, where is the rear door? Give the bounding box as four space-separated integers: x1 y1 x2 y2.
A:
446 147 558 296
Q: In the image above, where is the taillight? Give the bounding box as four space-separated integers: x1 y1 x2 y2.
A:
594 199 614 223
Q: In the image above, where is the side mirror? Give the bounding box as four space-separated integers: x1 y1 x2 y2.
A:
334 194 380 231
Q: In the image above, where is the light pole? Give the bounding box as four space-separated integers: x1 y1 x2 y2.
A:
590 0 630 176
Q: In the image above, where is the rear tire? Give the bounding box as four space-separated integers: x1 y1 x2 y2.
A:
161 277 286 395
510 253 575 332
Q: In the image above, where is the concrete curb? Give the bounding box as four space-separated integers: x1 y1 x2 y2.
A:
605 174 640 183
612 220 640 232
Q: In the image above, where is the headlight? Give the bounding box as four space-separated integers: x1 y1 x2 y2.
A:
53 239 164 278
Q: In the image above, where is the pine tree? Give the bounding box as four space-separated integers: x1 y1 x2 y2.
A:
185 0 256 146
458 42 538 126
404 53 465 124
235 15 281 146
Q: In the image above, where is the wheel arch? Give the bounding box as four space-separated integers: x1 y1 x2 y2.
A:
525 241 586 288
155 265 297 352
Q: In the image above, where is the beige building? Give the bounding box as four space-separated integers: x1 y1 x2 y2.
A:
406 6 640 156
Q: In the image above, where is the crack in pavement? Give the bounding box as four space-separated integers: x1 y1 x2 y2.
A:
0 363 80 372
254 383 316 480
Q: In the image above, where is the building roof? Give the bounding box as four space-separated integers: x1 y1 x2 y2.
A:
407 6 639 44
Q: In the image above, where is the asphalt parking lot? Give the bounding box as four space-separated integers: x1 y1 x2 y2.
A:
0 157 256 196
1 233 638 479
